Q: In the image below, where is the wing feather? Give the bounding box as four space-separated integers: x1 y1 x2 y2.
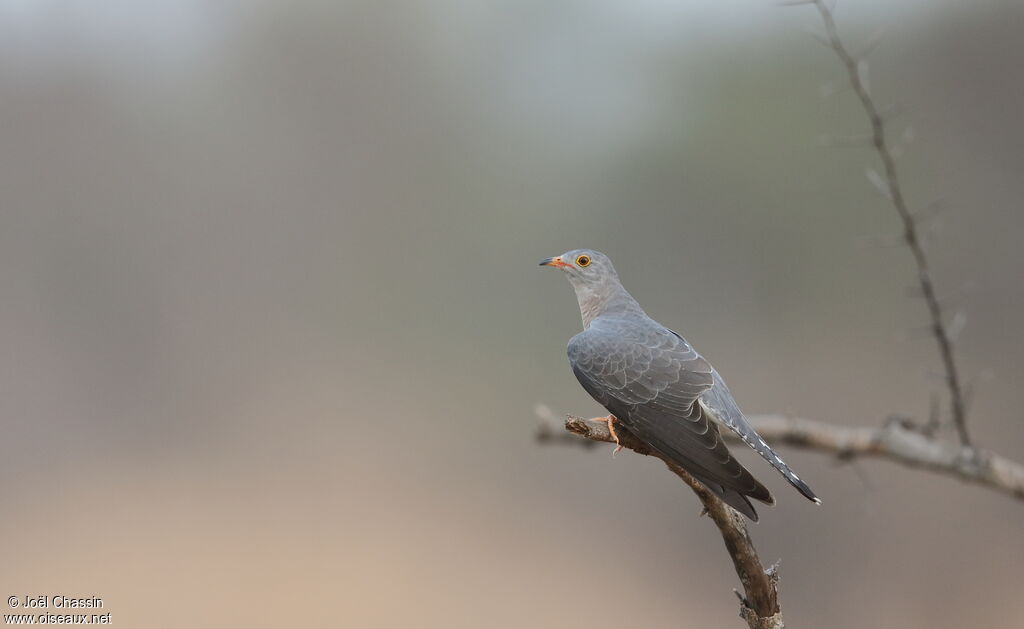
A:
568 318 774 516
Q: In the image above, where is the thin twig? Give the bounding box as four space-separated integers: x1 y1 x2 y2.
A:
806 0 972 446
562 416 785 629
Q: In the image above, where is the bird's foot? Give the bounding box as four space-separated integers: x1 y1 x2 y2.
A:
591 415 623 456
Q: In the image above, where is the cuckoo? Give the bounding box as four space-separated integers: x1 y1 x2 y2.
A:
540 249 820 520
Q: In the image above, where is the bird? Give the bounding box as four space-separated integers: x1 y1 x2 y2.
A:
540 249 820 520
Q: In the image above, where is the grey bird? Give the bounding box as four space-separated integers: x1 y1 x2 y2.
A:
541 249 819 520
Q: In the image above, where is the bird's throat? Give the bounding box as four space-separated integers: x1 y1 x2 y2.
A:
573 282 645 329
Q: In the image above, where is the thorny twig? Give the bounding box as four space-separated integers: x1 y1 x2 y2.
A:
803 0 972 446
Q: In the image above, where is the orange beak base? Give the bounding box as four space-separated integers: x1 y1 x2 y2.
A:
539 256 572 269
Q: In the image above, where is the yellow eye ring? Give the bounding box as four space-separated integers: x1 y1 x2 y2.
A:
575 255 591 267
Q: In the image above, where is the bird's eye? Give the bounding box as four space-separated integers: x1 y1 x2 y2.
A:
576 255 591 267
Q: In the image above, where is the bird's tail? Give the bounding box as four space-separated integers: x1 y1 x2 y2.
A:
699 378 822 505
740 430 821 504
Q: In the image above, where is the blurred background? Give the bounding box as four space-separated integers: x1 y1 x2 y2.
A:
1 0 1022 627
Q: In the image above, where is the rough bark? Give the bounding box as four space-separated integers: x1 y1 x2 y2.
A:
742 415 1024 501
565 415 785 629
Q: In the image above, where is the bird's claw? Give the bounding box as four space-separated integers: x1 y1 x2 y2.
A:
601 415 622 457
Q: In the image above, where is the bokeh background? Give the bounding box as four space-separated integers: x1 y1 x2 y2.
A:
2 1 1022 627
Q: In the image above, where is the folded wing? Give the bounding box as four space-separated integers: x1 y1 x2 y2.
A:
568 318 773 519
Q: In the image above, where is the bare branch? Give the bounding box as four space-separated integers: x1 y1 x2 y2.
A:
538 413 1024 502
563 416 784 629
536 406 1024 627
741 415 1024 500
805 0 972 446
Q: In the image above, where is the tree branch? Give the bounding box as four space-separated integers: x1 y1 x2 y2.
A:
542 413 1024 501
805 0 972 446
741 415 1024 500
564 415 785 629
542 411 1024 626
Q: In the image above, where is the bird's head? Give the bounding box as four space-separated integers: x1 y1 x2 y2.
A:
540 249 640 327
539 249 619 290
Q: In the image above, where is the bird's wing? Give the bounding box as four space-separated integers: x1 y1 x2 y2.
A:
700 371 819 503
568 318 772 518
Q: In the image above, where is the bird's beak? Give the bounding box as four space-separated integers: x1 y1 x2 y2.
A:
539 256 572 269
